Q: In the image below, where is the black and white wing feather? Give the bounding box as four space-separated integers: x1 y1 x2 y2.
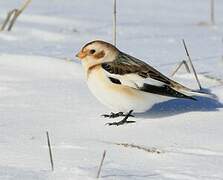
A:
102 52 196 100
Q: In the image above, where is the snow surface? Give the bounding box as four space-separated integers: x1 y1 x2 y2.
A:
0 0 223 179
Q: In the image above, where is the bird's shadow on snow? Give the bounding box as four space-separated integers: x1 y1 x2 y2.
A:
135 95 223 119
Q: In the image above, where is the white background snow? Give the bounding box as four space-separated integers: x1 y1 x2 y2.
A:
0 0 223 179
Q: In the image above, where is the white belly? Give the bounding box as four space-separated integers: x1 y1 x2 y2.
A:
87 66 171 113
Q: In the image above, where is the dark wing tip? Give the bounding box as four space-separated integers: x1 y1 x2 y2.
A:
189 96 197 101
140 84 197 101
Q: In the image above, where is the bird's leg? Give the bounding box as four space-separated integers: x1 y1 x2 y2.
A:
105 110 135 126
101 111 134 118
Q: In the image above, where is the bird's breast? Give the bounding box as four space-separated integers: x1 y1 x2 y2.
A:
87 65 139 98
85 65 171 112
86 65 147 111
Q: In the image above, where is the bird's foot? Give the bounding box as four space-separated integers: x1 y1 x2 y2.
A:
101 111 134 118
105 110 135 126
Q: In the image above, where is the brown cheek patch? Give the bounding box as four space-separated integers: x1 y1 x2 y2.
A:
94 50 105 59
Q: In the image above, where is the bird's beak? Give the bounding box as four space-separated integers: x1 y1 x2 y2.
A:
75 51 87 60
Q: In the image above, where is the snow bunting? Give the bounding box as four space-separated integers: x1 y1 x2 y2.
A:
76 40 198 125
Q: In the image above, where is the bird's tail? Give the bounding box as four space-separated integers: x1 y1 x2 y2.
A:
171 81 216 99
181 89 215 99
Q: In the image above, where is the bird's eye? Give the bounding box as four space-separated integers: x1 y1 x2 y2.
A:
89 49 96 54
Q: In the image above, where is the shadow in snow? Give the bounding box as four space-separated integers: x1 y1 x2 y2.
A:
135 95 223 119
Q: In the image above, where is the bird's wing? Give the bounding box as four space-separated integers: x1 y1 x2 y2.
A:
101 52 195 100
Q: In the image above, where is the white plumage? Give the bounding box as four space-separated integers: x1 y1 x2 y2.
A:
76 40 205 116
86 64 172 112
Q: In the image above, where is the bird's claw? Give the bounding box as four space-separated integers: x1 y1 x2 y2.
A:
105 110 135 126
101 111 134 118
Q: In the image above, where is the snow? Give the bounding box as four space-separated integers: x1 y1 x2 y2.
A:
0 0 223 179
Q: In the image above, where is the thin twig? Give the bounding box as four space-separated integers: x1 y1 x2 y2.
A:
19 0 32 12
7 10 20 31
0 0 32 31
222 38 223 62
0 9 17 31
96 150 107 178
171 60 191 77
113 0 117 46
46 131 54 171
182 39 202 90
6 0 32 31
210 0 215 25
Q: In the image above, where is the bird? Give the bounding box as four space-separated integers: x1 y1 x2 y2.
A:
76 40 204 126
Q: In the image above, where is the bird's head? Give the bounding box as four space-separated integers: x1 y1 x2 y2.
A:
76 40 118 69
